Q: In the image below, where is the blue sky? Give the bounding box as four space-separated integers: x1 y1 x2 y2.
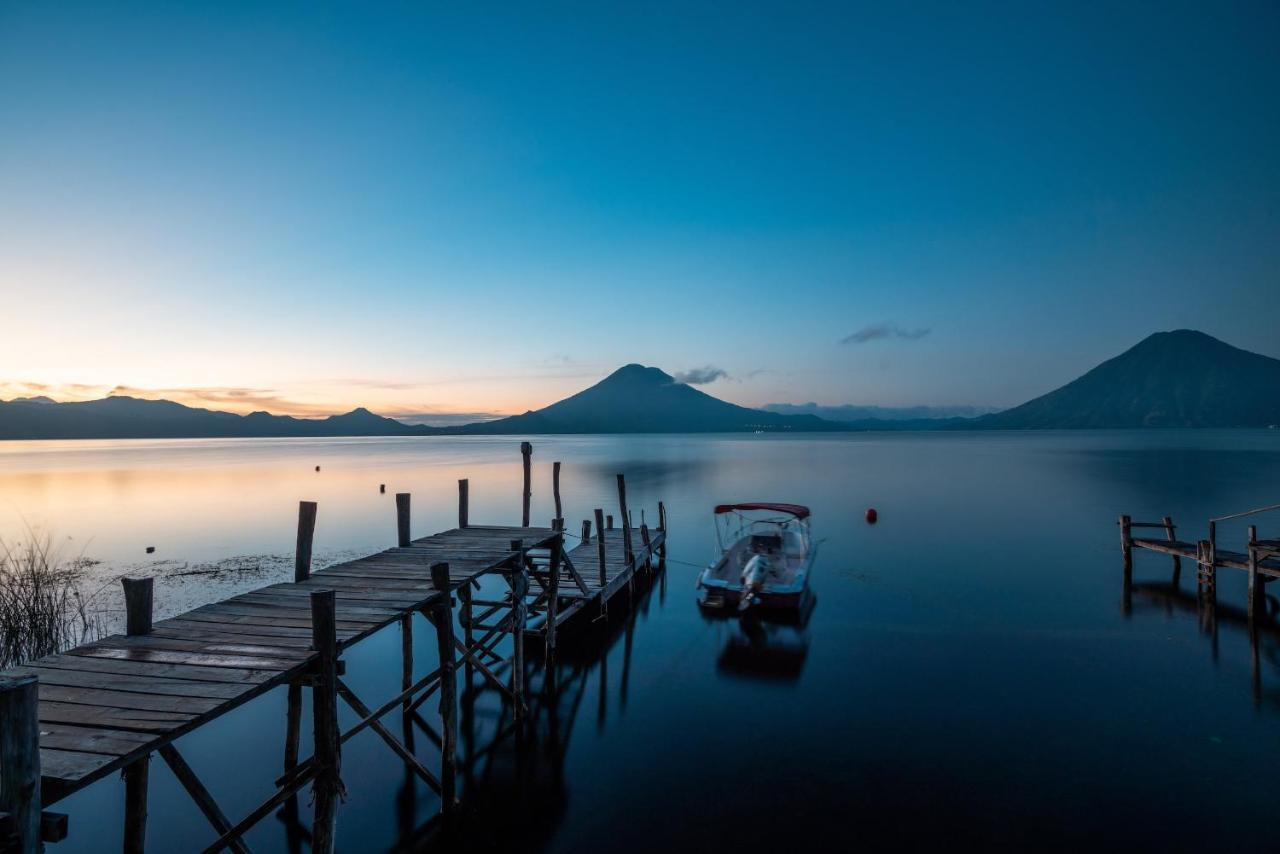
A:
1 2 1277 417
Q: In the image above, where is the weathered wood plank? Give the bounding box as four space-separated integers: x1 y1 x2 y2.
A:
38 701 196 732
31 655 279 685
39 748 119 783
35 723 154 756
21 667 245 700
37 685 223 715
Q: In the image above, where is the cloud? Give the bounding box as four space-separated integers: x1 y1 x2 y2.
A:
674 366 730 385
840 323 931 345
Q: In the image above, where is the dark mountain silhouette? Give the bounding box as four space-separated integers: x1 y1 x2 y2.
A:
971 330 1280 428
456 364 835 433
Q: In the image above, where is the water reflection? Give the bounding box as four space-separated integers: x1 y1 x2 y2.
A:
708 596 816 683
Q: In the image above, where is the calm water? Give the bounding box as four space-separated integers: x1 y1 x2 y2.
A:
4 431 1280 852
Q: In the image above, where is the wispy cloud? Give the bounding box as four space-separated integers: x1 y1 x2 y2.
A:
674 365 730 385
840 323 931 345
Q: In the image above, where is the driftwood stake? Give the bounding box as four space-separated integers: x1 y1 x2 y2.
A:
121 576 154 636
296 500 317 582
521 442 533 527
430 563 458 811
396 493 411 547
310 590 341 854
0 674 40 854
458 479 469 529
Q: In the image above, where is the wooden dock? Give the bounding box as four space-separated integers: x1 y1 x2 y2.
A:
0 451 666 853
1120 504 1280 623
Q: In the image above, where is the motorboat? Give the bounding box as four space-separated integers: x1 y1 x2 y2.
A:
696 502 815 612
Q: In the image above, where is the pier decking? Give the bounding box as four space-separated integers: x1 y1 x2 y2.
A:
0 453 666 853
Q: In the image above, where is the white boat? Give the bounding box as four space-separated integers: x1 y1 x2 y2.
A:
696 503 816 612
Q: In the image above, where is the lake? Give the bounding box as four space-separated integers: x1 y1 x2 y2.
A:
3 431 1279 851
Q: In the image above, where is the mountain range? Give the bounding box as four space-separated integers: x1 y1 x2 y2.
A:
2 330 1276 439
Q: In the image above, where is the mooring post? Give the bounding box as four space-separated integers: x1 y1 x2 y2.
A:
1119 515 1132 583
296 500 317 582
123 756 149 854
547 529 563 655
0 674 40 854
594 508 607 588
521 442 532 527
310 590 341 854
509 540 528 720
121 576 154 636
1247 524 1261 623
1162 516 1180 583
552 461 562 522
429 563 458 811
400 614 413 710
395 493 411 547
458 479 469 529
617 474 635 573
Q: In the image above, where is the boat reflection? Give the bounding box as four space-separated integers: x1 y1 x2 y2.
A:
708 592 816 683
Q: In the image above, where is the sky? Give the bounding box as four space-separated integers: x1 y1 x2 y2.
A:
2 2 1278 420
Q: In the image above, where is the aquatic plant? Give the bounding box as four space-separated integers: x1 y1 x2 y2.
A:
0 533 103 668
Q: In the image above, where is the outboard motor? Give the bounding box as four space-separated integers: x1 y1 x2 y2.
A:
738 554 770 611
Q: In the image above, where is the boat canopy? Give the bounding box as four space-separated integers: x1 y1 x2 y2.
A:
713 502 810 519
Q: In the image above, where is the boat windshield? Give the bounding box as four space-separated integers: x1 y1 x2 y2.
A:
714 508 810 555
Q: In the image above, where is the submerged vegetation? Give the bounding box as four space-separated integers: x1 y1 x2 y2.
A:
0 533 103 668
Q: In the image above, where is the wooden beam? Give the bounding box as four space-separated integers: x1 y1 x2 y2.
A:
1163 516 1180 583
1247 525 1261 623
594 509 607 588
0 674 40 854
429 563 458 811
547 533 562 654
158 745 248 854
509 540 528 721
295 500 317 582
122 755 149 854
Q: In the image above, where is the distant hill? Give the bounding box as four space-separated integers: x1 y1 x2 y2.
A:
763 402 999 422
971 330 1280 429
454 364 838 433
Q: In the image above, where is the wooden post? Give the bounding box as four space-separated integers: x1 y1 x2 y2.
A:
0 674 40 854
284 680 302 771
616 474 634 571
396 493 411 547
1119 515 1132 582
400 614 413 710
607 514 614 530
521 442 532 527
310 590 341 854
581 519 592 543
658 501 668 557
296 500 317 582
509 540 528 720
547 532 562 655
552 461 562 522
1247 524 1261 623
429 563 458 811
640 523 652 570
121 576 153 636
123 756 149 854
458 479 469 529
1162 516 1180 582
594 509 607 587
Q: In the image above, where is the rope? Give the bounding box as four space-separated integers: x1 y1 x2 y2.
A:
1211 503 1280 523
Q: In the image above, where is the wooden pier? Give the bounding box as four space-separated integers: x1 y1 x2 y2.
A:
1120 504 1280 622
0 450 666 853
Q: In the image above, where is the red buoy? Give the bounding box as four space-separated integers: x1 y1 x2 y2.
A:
865 508 878 524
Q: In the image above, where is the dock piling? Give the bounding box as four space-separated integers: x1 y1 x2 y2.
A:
509 540 529 720
122 756 149 854
121 576 154 636
0 674 40 854
1163 516 1180 582
310 590 342 854
547 530 562 655
521 442 532 527
1119 515 1133 583
429 563 458 811
400 614 413 710
1247 524 1261 622
617 474 635 571
296 500 317 582
594 509 607 588
396 493 412 547
458 479 469 529
553 461 562 522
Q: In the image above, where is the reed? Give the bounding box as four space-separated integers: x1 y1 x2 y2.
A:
0 532 102 668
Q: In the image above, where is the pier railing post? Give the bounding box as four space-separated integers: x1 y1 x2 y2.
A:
594 509 607 588
1247 524 1261 623
1119 515 1132 582
0 674 40 854
310 590 341 854
458 479 469 529
617 474 635 571
509 540 528 720
429 563 458 811
396 493 411 547
521 442 532 527
552 461 562 522
121 576 154 636
296 500 317 582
